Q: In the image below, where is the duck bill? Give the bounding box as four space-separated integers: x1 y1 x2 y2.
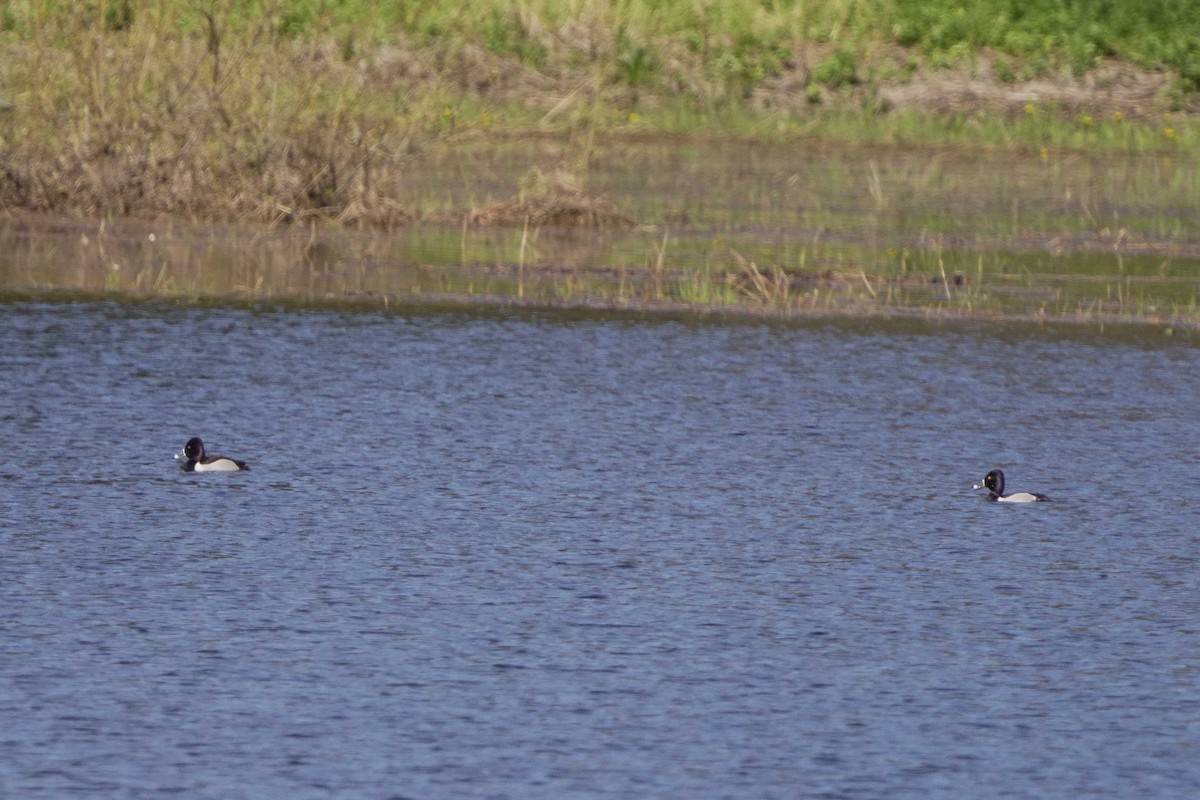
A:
174 448 187 462
971 481 985 490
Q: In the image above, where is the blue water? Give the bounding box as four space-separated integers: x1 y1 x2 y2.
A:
2 301 1199 799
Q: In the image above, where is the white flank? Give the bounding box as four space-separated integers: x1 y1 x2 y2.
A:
194 458 242 472
997 492 1040 503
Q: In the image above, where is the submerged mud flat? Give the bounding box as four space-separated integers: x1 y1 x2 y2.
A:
2 138 1198 330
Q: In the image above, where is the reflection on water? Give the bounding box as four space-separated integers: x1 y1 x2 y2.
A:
2 138 1199 325
2 301 1200 798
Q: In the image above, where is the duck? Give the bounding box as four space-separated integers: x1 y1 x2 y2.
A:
176 437 249 472
973 469 1047 502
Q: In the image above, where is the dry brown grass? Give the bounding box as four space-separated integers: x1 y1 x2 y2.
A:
466 171 634 228
0 11 645 229
0 12 425 225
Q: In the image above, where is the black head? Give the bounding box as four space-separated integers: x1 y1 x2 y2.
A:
983 469 1005 496
183 437 206 460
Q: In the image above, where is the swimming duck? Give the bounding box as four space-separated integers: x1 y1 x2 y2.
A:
973 469 1047 502
176 437 249 472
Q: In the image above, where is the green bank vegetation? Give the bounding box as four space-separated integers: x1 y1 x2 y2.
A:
0 0 1198 222
2 1 1200 331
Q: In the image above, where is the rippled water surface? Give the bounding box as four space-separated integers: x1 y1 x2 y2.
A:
2 301 1199 799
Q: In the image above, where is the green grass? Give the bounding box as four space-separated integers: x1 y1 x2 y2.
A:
888 0 1200 84
1 0 1199 225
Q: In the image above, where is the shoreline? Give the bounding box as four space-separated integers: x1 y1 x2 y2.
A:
3 131 1197 339
3 284 1193 341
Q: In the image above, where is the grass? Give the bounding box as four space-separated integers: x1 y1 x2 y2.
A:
1 0 1199 224
2 2 1200 332
887 0 1200 85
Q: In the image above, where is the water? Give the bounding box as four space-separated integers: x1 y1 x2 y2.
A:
2 301 1199 799
5 136 1200 323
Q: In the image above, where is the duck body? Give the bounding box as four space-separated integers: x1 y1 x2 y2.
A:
973 469 1047 503
176 437 249 472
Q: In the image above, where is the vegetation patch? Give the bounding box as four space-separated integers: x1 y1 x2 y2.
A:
466 171 634 229
2 2 1199 335
0 1 1198 225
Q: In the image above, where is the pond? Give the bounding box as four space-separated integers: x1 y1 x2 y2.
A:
2 300 1199 798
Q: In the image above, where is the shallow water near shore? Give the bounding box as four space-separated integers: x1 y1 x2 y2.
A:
3 137 1200 326
2 300 1199 798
